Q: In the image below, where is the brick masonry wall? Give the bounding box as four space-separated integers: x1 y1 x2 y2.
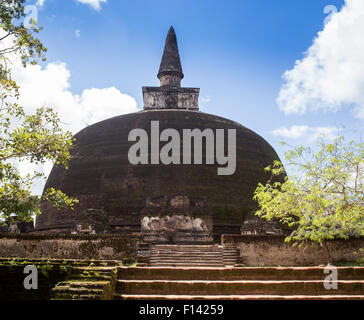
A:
222 235 364 266
0 234 138 260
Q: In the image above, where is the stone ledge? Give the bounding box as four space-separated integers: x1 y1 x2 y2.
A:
0 233 139 241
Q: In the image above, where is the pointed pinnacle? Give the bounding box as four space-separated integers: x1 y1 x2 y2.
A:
157 26 184 80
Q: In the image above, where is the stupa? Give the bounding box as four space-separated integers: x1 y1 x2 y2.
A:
35 27 284 242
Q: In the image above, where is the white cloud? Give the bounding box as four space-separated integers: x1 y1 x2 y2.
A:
11 61 138 134
75 29 81 37
36 0 46 7
75 0 107 11
277 0 364 120
37 0 108 11
1 29 138 195
272 125 337 141
273 125 310 139
10 60 137 194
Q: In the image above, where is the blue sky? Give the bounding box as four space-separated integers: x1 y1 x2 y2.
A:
18 0 364 165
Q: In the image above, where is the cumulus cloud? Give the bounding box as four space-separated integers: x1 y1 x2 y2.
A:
35 0 108 11
75 29 81 37
75 0 107 11
36 0 46 7
11 61 138 134
9 60 137 194
272 125 337 141
1 28 138 195
277 0 364 120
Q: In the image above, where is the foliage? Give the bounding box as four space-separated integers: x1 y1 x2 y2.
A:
0 0 46 66
253 136 364 253
76 209 110 234
0 0 78 224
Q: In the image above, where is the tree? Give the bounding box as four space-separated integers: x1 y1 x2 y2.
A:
0 0 78 225
253 136 364 264
0 0 46 66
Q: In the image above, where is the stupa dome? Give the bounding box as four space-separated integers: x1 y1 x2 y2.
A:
35 27 283 239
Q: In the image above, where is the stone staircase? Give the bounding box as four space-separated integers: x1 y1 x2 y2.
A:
147 244 239 267
49 260 122 300
51 266 118 300
0 258 122 300
3 256 363 300
114 266 364 300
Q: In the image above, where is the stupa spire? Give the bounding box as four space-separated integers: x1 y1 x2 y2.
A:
157 26 184 87
142 26 199 110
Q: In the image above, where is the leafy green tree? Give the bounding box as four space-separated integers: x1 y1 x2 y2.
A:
253 136 364 264
0 0 78 225
0 0 46 66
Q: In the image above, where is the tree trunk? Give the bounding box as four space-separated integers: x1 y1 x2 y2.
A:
320 239 333 265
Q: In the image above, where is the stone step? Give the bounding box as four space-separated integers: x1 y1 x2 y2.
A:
149 261 224 268
51 279 112 300
149 263 224 267
55 281 108 289
151 246 221 249
151 247 221 249
150 257 222 260
114 294 364 300
151 246 220 248
67 267 116 279
136 263 149 267
74 266 117 272
149 263 225 267
149 262 224 265
151 247 220 252
52 285 105 296
150 254 223 258
150 255 222 258
151 249 222 253
67 274 112 281
149 257 223 261
117 267 364 281
56 293 102 300
115 279 364 296
137 257 149 264
152 248 222 251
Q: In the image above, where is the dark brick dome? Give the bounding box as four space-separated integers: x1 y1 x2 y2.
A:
35 109 282 235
